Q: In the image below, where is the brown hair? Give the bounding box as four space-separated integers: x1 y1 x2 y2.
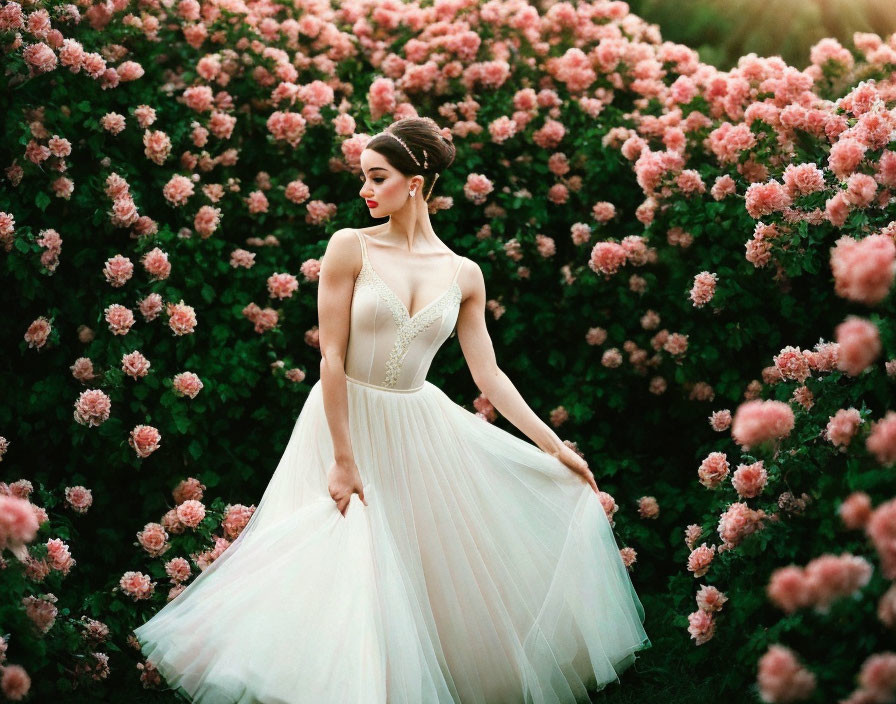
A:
365 117 456 201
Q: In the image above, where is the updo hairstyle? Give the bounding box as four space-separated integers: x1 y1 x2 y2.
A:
365 117 456 201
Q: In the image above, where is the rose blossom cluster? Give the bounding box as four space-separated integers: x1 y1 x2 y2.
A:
686 584 728 645
767 553 873 614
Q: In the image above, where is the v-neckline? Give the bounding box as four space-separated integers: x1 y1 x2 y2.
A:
357 230 461 322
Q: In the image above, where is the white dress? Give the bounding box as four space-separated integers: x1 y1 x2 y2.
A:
133 229 651 703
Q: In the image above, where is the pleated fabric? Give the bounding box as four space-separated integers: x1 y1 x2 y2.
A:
134 376 651 703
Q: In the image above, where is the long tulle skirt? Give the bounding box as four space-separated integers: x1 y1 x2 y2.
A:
134 377 651 703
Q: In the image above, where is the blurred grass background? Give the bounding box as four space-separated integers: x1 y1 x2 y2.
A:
626 0 896 69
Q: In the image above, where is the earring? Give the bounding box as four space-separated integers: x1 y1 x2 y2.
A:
409 190 416 197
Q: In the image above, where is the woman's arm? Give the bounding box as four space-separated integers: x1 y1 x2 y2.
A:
455 259 566 456
317 229 360 464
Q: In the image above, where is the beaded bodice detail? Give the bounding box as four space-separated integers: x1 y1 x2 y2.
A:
344 229 464 390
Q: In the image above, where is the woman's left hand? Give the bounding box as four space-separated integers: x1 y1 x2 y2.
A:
548 442 598 494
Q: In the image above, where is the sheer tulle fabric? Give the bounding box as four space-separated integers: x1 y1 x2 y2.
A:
134 378 651 703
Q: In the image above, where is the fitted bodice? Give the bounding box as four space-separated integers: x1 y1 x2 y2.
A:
344 229 465 392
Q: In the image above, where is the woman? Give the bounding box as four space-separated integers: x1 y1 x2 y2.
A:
134 116 651 703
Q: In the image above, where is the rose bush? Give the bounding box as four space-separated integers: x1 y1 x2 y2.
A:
2 0 895 699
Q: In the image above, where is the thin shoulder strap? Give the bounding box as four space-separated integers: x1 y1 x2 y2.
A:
450 256 465 284
353 229 368 260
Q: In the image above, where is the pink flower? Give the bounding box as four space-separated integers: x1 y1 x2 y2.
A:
804 553 872 613
731 460 767 498
697 451 729 489
825 191 851 226
638 496 660 518
139 293 163 321
597 491 619 527
836 316 881 376
173 477 205 504
121 350 150 379
136 523 169 557
463 173 495 204
182 85 214 112
176 499 206 528
102 254 133 287
0 664 31 700
767 565 812 613
825 407 864 448
46 538 76 574
867 411 896 466
161 508 185 535
867 498 896 578
707 122 756 164
601 348 622 368
23 42 57 74
830 234 896 305
687 609 715 645
689 271 717 307
24 316 51 349
663 332 688 356
8 480 32 500
535 234 556 257
687 543 716 577
549 405 569 427
773 346 811 382
0 495 39 551
696 584 728 613
757 645 816 702
710 410 732 431
879 585 896 629
105 303 135 335
268 273 299 299
166 300 197 336
828 137 867 179
194 205 221 238
676 169 705 195
745 180 792 219
142 129 171 165
592 201 616 222
80 617 109 645
22 593 57 634
839 492 872 530
266 110 306 146
844 173 878 207
119 571 155 600
782 162 826 198
73 389 111 427
621 235 649 265
172 372 203 399
246 190 269 214
858 653 896 701
718 502 767 547
162 175 194 207
284 179 309 204
134 105 156 128
585 327 607 345
165 556 191 583
65 486 92 514
731 399 795 449
589 241 627 275
221 503 255 539
710 174 736 200
100 112 126 135
141 247 171 280
128 425 161 458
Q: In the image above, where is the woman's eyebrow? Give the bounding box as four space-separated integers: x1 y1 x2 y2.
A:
362 167 388 174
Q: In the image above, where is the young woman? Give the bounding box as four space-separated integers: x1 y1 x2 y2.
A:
134 116 651 703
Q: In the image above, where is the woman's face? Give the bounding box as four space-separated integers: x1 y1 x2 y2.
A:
358 148 420 216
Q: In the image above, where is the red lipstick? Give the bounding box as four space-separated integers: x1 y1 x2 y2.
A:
366 200 378 207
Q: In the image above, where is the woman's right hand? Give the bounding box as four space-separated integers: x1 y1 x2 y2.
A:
327 459 368 517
